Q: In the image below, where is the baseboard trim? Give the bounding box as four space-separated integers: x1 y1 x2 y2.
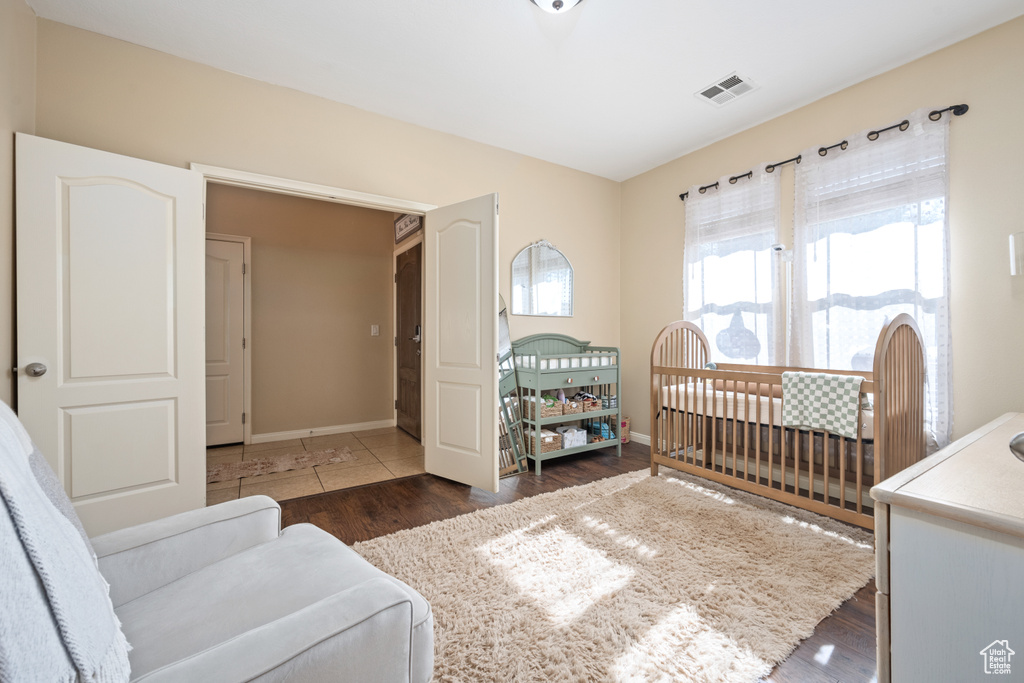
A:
251 419 397 444
629 431 651 447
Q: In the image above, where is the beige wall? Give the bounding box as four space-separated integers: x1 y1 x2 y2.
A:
19 14 1024 442
207 184 394 435
0 0 35 406
621 16 1024 441
30 20 621 385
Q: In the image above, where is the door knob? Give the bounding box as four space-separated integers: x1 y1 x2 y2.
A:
25 362 47 377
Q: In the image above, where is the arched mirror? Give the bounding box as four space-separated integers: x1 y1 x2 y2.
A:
511 240 573 316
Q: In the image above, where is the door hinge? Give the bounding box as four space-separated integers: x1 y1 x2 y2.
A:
242 413 246 425
394 399 398 409
394 336 397 347
243 262 246 275
242 337 246 349
394 273 397 283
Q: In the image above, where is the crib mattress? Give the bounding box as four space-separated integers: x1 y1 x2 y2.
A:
660 383 875 441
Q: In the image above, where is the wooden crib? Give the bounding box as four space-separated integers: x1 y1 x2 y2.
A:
649 314 927 529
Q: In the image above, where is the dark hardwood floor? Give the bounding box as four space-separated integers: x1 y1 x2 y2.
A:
281 440 877 682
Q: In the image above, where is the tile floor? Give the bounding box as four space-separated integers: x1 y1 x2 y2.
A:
206 427 424 506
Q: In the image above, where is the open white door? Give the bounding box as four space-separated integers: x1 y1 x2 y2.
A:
16 134 206 535
423 194 499 492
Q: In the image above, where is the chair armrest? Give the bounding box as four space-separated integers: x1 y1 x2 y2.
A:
93 496 281 607
134 578 420 683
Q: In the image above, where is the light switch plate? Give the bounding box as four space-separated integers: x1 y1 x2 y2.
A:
371 324 379 336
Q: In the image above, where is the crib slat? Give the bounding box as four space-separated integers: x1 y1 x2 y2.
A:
743 385 748 480
668 373 675 460
664 336 672 461
682 371 689 465
673 372 679 462
839 434 847 511
746 383 753 482
687 376 694 466
856 435 864 515
808 430 815 501
768 396 775 490
897 330 904 478
697 376 703 466
898 328 905 479
902 328 909 473
755 383 762 485
894 330 901 479
677 367 684 464
696 376 704 466
703 376 710 470
710 374 718 472
791 429 798 496
823 431 830 505
651 369 658 470
731 384 738 479
661 372 668 460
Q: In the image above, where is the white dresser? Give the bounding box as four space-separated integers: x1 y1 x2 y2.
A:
871 413 1024 682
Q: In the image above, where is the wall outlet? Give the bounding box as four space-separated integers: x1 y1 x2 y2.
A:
371 324 379 336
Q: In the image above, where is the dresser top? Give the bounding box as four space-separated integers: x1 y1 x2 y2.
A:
871 413 1024 538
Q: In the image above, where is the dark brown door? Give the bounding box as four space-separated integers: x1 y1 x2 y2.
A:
396 243 422 440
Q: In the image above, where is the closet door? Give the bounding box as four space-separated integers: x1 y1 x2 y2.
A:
16 134 206 535
205 238 245 446
423 194 499 493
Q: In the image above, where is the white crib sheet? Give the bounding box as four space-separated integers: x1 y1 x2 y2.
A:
659 382 875 441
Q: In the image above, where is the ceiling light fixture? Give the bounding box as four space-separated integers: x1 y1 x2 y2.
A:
529 0 583 14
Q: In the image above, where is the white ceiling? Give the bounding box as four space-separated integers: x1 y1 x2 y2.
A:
26 0 1024 181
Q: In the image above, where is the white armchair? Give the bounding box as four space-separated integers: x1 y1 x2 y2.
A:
0 401 433 682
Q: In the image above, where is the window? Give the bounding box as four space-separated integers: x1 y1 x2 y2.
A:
792 108 951 448
683 165 781 364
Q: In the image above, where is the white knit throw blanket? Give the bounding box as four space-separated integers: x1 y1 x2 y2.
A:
0 403 131 682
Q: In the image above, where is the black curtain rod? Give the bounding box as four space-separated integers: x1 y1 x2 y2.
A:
678 103 969 202
765 155 800 173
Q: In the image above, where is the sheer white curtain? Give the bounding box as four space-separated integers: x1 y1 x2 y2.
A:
684 164 782 364
791 107 951 449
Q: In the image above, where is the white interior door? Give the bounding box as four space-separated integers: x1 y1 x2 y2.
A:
16 133 206 536
423 194 499 493
205 238 245 445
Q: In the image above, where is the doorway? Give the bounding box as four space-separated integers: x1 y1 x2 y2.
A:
203 184 424 501
193 164 501 494
395 241 422 440
203 184 398 445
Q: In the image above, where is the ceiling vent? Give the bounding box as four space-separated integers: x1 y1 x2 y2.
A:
695 73 757 107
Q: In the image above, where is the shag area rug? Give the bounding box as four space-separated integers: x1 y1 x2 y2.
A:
206 447 354 483
355 469 874 682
